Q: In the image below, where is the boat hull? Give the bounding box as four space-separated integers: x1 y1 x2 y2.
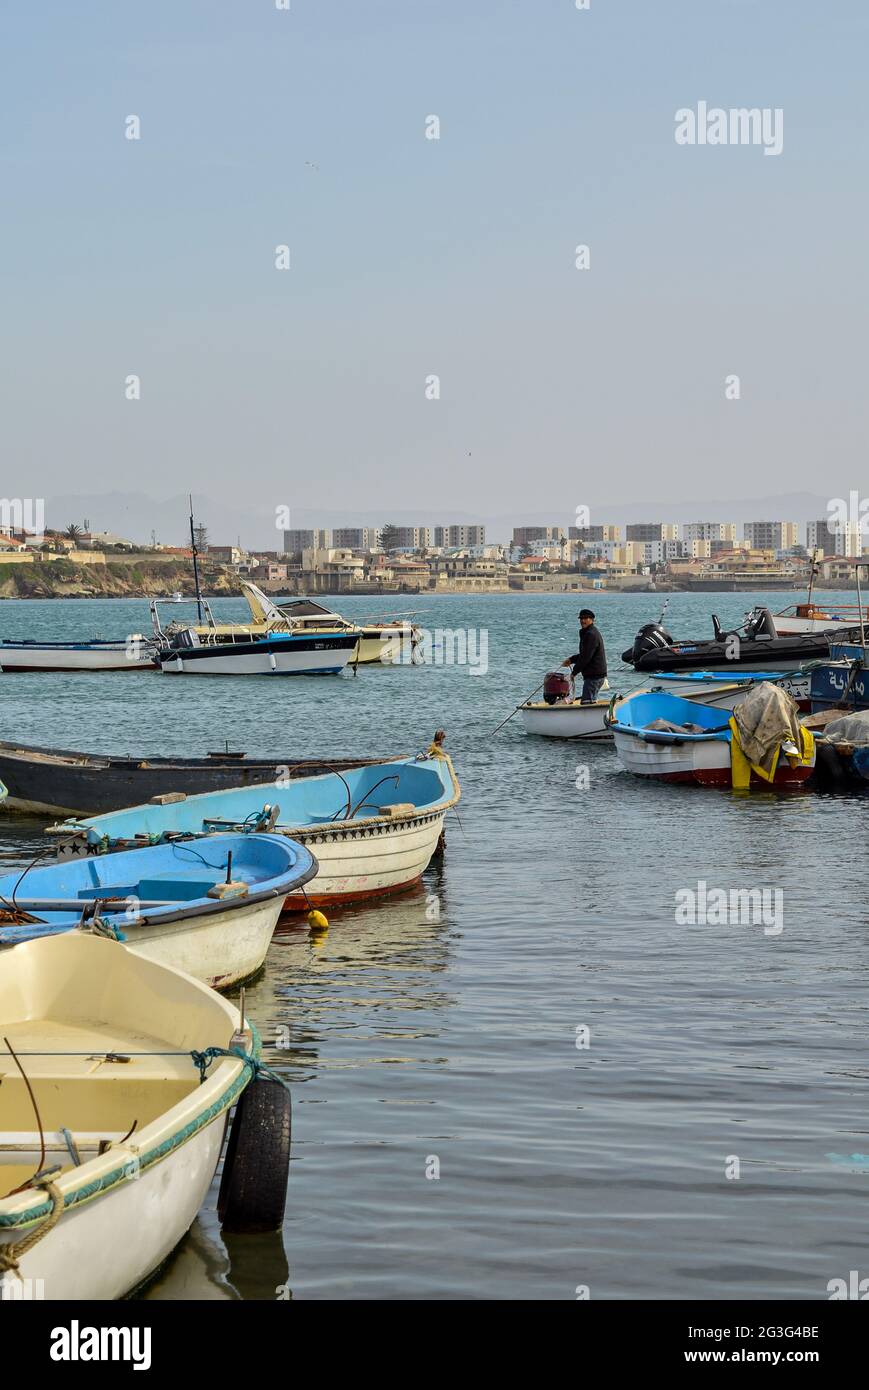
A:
51 756 461 909
158 635 355 675
279 809 447 906
612 730 813 787
2 1116 225 1300
0 741 382 817
520 700 612 740
126 894 285 988
356 626 418 664
0 642 155 672
0 934 248 1301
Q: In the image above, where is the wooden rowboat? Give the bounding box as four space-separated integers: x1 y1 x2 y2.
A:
0 833 317 989
0 933 253 1299
608 689 815 789
49 754 461 909
0 738 387 817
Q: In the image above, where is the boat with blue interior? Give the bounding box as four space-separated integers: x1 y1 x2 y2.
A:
0 832 317 988
47 746 460 908
607 685 815 789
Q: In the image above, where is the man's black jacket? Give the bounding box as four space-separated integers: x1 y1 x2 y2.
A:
567 624 607 679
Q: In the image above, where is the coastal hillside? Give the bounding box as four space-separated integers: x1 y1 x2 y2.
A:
0 560 241 600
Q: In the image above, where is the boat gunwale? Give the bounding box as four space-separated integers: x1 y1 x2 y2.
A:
0 1055 249 1231
0 948 256 1232
56 755 462 846
0 835 319 934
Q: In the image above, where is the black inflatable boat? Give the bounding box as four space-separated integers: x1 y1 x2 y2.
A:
621 606 852 673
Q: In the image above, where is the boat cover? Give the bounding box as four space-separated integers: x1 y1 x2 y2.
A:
730 683 804 776
818 709 869 746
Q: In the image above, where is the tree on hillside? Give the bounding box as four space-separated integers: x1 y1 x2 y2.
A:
192 524 209 553
64 523 83 541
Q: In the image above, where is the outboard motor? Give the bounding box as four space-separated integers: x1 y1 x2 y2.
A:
622 622 674 666
543 670 573 705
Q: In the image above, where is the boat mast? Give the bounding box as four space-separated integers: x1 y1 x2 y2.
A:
189 494 204 623
806 548 819 610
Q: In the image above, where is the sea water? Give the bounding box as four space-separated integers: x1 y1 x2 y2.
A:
0 590 864 1301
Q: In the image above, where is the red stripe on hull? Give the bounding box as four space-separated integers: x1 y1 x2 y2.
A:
649 767 813 789
280 873 423 911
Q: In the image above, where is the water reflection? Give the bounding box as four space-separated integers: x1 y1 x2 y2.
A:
139 1208 292 1302
240 869 458 1084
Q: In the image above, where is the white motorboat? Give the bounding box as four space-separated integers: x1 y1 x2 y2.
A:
155 628 358 676
520 671 809 740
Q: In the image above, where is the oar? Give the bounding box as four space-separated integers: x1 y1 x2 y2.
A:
490 679 549 735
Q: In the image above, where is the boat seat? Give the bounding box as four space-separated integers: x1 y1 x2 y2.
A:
0 1020 202 1132
0 1131 129 1165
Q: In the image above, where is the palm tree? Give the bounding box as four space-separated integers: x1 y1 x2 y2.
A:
64 523 83 542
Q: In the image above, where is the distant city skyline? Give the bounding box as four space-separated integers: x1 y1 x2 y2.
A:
34 487 863 552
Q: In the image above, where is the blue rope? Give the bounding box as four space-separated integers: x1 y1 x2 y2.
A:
190 1045 289 1090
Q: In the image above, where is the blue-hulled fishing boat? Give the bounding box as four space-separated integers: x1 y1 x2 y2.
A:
47 751 461 908
607 687 815 789
0 832 317 989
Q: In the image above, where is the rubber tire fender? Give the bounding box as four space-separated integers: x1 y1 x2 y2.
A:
218 1077 292 1234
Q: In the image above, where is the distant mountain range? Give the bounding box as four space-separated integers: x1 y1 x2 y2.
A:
44 490 836 549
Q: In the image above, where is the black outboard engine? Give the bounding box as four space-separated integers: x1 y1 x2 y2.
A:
622 622 674 666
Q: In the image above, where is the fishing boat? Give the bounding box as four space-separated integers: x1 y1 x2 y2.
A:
0 833 317 989
249 591 421 665
0 740 386 817
0 933 255 1299
0 636 156 673
48 751 461 908
156 627 358 676
805 561 869 714
772 552 869 637
622 606 843 674
152 584 419 667
520 670 811 740
607 686 815 788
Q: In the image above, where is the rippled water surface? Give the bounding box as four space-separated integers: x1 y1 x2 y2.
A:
1 590 866 1300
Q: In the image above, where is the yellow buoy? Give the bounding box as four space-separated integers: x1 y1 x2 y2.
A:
307 909 329 933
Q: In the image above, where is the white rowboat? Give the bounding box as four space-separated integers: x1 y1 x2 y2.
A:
0 934 252 1300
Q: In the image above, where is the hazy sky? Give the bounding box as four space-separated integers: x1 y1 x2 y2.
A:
3 1 867 520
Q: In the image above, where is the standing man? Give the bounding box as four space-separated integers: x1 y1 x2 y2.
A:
562 609 608 704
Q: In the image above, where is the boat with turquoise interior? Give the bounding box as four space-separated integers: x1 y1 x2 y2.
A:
47 750 461 909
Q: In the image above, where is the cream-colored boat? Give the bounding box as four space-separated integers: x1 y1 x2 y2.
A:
0 933 252 1300
151 584 420 666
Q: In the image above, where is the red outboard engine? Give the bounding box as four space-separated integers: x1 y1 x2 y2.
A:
543 670 572 705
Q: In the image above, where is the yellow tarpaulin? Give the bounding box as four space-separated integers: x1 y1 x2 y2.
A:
728 718 814 790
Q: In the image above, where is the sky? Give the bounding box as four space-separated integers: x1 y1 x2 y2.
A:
2 1 867 532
